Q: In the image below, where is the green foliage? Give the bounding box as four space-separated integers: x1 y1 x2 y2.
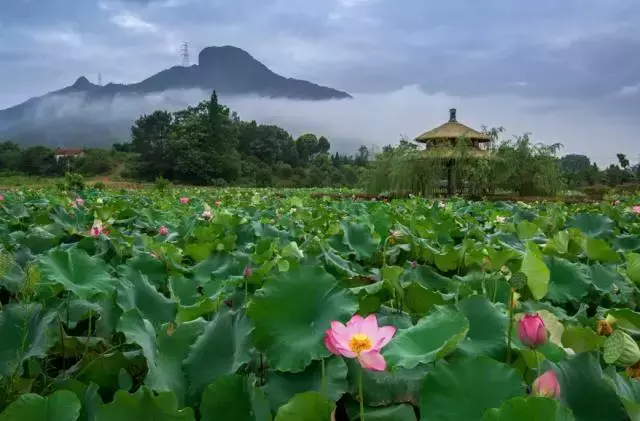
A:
64 172 85 192
366 132 568 197
154 176 171 191
126 91 364 187
0 188 639 419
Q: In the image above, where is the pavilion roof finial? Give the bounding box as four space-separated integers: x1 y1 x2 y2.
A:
449 108 457 122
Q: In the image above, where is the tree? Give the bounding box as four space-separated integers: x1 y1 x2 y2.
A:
559 154 593 189
19 146 57 176
296 133 319 163
617 153 630 170
559 154 591 173
131 110 175 179
0 141 21 172
317 136 331 154
355 145 369 166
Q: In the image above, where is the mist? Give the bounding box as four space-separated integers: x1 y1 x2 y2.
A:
6 85 637 166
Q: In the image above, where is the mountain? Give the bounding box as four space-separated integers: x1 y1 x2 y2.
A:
0 45 352 147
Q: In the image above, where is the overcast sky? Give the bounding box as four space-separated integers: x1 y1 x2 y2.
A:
1 0 639 163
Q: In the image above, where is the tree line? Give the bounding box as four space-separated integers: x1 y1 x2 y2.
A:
368 130 640 197
0 142 119 177
0 91 637 195
126 92 367 187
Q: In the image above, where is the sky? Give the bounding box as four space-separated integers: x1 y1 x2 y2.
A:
0 0 639 163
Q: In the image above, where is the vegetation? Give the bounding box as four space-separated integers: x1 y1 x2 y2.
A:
0 188 640 420
1 92 639 198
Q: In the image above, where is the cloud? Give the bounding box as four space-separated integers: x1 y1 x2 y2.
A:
110 12 158 33
0 0 639 162
615 84 640 97
10 86 637 166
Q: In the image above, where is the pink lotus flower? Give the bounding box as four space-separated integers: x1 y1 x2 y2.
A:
411 260 417 269
613 200 621 206
75 197 84 206
438 201 446 209
90 219 105 237
215 200 221 206
202 209 213 220
180 197 189 204
244 265 253 278
633 205 640 214
159 226 169 236
532 370 561 399
0 194 5 201
518 313 547 348
324 314 396 371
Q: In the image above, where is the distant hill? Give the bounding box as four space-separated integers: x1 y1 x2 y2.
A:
0 45 352 147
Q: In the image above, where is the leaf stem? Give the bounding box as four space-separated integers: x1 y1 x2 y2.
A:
358 366 365 421
506 288 514 364
82 310 93 360
321 358 327 399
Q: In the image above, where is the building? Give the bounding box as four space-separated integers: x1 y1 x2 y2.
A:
54 148 85 162
413 109 493 196
414 108 491 151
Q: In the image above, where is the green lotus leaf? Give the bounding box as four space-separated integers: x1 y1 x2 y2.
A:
0 303 56 377
247 265 358 372
482 397 575 421
383 306 469 369
553 352 628 421
95 387 194 421
199 374 272 421
263 357 348 412
183 308 254 400
39 248 115 299
145 318 207 406
274 392 334 421
0 390 81 421
419 356 525 421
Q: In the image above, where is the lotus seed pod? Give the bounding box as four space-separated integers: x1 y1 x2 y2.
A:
508 271 527 290
603 330 640 367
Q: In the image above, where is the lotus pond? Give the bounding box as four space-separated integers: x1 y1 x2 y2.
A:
1 188 640 421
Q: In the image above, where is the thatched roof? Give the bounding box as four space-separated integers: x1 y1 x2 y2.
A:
421 148 494 159
415 109 491 143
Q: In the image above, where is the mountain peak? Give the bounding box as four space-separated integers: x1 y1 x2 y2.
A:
0 43 352 146
71 76 94 90
198 45 264 70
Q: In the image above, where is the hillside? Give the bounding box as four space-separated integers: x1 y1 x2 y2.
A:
0 45 352 147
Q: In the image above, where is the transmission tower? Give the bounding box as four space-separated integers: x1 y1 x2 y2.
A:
180 42 190 66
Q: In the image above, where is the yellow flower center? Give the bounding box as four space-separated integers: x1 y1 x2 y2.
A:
348 333 373 354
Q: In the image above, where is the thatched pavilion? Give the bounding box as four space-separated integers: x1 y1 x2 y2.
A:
414 108 492 196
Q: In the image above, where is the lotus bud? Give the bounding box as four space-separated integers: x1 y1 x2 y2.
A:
603 329 640 367
518 313 547 348
159 226 169 236
532 370 560 399
244 265 253 278
411 260 417 269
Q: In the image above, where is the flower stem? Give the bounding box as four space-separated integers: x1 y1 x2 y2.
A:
506 288 515 364
358 366 365 421
321 358 327 399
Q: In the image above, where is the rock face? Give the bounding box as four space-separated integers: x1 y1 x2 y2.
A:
0 45 352 146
